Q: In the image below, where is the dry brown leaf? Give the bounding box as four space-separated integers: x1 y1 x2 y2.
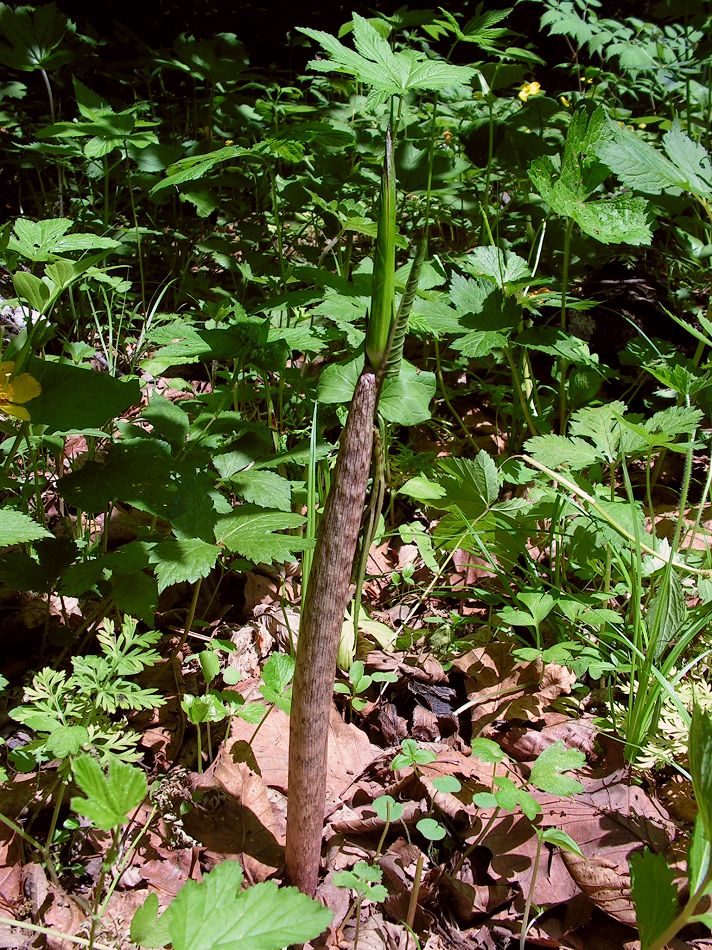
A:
561 851 635 925
454 643 576 735
186 745 284 882
0 828 22 914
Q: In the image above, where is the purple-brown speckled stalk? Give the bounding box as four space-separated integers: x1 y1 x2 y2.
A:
285 368 378 896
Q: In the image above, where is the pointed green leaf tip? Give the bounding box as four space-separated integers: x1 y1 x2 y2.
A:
366 126 396 371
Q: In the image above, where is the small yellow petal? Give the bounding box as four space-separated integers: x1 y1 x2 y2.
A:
10 374 41 404
1 403 31 421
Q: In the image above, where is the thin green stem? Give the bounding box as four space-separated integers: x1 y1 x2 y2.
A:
520 831 543 950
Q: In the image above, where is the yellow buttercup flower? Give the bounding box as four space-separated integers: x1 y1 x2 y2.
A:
0 362 41 421
519 81 542 102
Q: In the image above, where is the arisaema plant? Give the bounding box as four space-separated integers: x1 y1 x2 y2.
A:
284 10 474 898
285 127 423 896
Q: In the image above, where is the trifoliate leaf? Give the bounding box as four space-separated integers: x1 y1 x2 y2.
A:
71 754 147 830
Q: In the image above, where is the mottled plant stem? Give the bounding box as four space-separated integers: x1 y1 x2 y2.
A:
285 369 378 895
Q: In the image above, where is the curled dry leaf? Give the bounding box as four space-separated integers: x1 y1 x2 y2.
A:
560 850 636 925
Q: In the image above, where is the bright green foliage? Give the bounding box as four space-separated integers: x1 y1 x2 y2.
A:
689 703 712 842
131 860 332 950
258 652 295 714
598 120 712 202
334 660 397 711
71 753 147 830
529 107 652 245
473 776 541 821
333 861 388 902
471 737 507 765
215 509 309 565
528 741 585 796
299 13 475 107
372 794 405 822
391 738 437 771
417 817 447 841
629 849 680 949
148 537 220 593
11 617 164 766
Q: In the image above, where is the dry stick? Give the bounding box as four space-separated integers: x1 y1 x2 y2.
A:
285 368 379 896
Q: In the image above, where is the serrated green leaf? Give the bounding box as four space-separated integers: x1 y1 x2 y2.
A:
0 508 52 547
629 849 679 949
71 754 147 830
229 470 292 512
215 509 308 565
149 538 220 593
471 737 506 765
662 122 712 199
299 14 474 98
524 434 601 471
379 361 435 425
153 861 331 950
529 740 584 796
462 246 530 287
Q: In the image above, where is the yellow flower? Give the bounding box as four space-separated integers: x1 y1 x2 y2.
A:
560 95 570 107
518 81 542 102
0 362 41 421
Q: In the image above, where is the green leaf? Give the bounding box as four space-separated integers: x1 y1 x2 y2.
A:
215 509 308 565
140 860 332 950
46 725 89 758
148 538 220 593
8 217 120 262
199 650 221 686
299 14 474 100
629 849 679 949
529 741 585 796
372 795 404 822
379 361 436 425
229 470 292 512
541 828 584 857
462 246 530 287
131 893 172 948
662 122 712 199
71 754 147 830
432 775 462 794
332 861 387 902
470 737 506 765
12 271 50 311
689 702 712 842
524 435 601 471
687 814 712 896
0 508 52 547
416 818 446 841
318 354 363 405
26 357 140 434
